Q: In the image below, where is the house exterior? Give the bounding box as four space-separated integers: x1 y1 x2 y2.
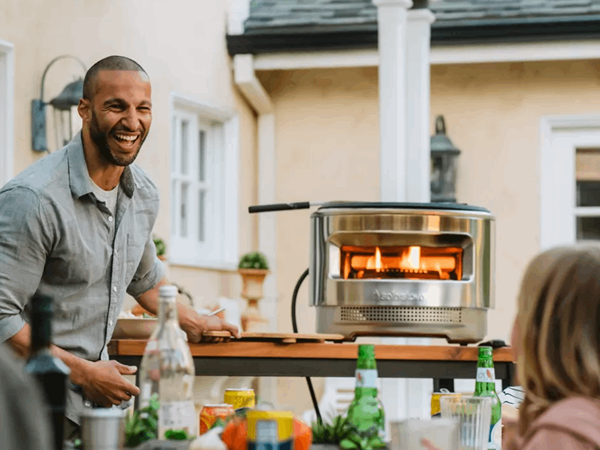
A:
227 0 600 416
3 0 600 422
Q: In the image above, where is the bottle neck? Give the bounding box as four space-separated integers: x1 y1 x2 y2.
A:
356 357 377 370
158 297 179 325
30 312 52 356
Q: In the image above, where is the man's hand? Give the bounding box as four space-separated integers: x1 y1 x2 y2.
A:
182 313 241 343
79 360 141 407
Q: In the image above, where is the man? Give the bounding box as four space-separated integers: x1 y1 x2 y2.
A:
0 56 240 434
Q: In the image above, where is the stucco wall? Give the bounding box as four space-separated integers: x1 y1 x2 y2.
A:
0 0 257 309
259 59 600 414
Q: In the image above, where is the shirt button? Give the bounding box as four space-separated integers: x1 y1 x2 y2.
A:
108 216 113 222
112 286 117 292
109 320 113 326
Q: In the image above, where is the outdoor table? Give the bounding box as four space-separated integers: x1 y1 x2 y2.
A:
108 340 515 392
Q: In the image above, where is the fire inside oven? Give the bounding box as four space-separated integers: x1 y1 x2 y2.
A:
340 245 463 280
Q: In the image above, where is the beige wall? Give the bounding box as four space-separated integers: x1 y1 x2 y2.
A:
259 59 600 414
0 0 258 308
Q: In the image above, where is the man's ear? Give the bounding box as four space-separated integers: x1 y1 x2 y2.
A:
77 98 91 123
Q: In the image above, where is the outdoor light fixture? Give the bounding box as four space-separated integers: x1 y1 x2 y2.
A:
31 55 87 153
430 115 461 203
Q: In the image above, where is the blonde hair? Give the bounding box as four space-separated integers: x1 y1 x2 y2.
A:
517 243 600 433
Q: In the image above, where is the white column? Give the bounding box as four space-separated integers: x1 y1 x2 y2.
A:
233 54 278 406
406 9 435 203
404 7 437 422
373 0 413 202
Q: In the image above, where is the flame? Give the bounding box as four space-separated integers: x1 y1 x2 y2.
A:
407 246 420 269
399 246 422 271
375 247 382 271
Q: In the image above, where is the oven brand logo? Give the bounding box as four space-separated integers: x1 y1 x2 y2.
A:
370 290 425 305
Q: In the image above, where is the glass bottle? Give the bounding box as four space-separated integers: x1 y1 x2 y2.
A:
473 346 502 450
138 285 196 439
24 293 70 450
341 344 386 450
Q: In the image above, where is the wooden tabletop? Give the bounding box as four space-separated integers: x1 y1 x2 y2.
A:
108 339 514 362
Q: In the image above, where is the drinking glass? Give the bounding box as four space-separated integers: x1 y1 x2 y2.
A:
389 418 459 450
440 396 492 450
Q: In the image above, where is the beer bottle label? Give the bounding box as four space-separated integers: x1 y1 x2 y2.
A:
488 418 502 449
476 367 495 382
355 369 377 388
159 400 197 438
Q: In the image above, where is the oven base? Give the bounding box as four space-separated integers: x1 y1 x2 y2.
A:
314 306 488 344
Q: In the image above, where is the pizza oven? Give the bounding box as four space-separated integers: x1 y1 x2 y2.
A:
308 202 495 343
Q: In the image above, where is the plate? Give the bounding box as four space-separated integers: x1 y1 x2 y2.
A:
112 318 157 339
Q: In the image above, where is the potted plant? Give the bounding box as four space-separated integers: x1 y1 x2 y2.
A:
238 252 270 331
153 235 167 261
312 415 353 450
238 251 269 300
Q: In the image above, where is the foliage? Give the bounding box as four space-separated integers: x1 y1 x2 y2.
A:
312 415 353 445
125 394 159 447
339 425 386 450
153 236 166 257
238 251 269 270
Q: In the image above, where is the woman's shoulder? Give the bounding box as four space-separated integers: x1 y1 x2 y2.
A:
524 397 600 449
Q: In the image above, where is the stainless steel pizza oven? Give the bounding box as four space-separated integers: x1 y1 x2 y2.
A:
309 202 495 343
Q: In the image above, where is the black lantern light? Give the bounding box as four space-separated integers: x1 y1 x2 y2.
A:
31 55 87 153
430 115 461 203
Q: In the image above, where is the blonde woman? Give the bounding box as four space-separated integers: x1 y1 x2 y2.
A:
503 243 600 449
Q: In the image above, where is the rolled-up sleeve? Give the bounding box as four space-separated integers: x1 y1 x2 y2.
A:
0 187 52 342
126 236 165 298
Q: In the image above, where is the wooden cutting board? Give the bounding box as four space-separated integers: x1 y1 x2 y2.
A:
201 331 348 344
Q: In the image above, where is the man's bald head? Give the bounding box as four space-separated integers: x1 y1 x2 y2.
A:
83 55 148 100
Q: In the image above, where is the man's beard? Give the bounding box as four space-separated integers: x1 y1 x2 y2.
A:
89 112 147 167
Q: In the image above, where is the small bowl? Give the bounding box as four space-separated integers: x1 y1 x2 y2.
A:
112 318 157 339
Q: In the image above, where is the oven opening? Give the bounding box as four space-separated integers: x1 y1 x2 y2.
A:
340 245 463 280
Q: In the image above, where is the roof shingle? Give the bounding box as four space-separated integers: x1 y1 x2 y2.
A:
244 0 600 33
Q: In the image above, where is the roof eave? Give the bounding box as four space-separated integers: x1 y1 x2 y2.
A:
227 15 600 56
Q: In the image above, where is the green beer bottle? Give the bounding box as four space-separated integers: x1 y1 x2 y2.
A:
473 346 502 450
341 344 386 450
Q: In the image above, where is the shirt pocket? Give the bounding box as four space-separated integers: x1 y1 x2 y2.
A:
126 233 147 280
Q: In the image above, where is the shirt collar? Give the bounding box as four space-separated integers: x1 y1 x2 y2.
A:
66 132 136 199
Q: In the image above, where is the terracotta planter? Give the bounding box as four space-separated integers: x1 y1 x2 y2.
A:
238 268 269 300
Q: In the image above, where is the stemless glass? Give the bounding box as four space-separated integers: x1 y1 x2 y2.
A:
440 396 492 450
390 418 459 450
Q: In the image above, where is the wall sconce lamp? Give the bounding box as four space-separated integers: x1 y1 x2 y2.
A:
430 115 461 203
31 55 87 153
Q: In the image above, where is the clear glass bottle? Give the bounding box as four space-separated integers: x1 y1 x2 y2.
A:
341 344 386 450
473 346 502 450
138 285 196 439
24 293 70 450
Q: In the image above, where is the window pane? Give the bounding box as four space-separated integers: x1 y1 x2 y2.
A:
577 181 600 207
577 216 600 241
576 148 600 206
198 190 205 242
199 130 206 182
171 180 177 237
171 117 177 172
180 183 189 238
181 120 189 175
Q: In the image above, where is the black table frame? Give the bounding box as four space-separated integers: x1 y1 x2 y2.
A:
112 355 515 391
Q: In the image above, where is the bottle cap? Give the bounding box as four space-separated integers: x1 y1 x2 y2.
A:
358 344 375 359
159 285 178 298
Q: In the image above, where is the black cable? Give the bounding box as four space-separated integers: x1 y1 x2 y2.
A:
291 268 323 425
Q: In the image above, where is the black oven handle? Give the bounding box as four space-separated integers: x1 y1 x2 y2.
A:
249 202 324 213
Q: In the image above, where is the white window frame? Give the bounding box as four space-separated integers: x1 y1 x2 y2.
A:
169 93 239 270
0 40 14 187
540 115 600 250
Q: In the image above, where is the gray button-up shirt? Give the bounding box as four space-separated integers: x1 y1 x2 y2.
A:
0 133 165 423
